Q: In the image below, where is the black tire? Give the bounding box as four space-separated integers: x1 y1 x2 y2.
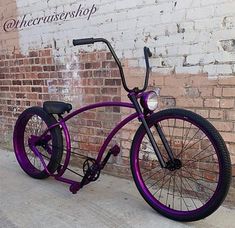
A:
13 107 63 179
130 108 231 221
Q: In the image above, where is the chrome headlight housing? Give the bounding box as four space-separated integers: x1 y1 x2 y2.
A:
140 90 159 112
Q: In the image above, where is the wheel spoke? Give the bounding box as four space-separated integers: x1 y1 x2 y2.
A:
152 171 174 196
182 123 192 152
182 128 201 152
178 171 215 193
133 110 228 218
181 166 218 183
166 174 172 206
148 169 168 189
143 167 163 182
179 175 198 209
183 146 214 167
174 176 190 211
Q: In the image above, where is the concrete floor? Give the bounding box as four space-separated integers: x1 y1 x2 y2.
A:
0 149 235 228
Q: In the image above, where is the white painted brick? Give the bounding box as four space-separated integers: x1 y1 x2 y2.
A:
194 17 222 30
180 21 195 32
170 9 186 22
186 6 215 20
166 45 178 56
183 32 200 43
176 65 203 74
151 58 164 68
200 0 219 6
190 43 207 54
203 53 216 64
233 64 235 73
215 2 235 16
115 0 142 10
203 64 233 76
216 64 233 75
118 18 137 31
167 56 185 67
174 0 196 10
152 66 174 74
213 52 235 63
0 0 234 77
158 33 184 46
213 29 235 41
177 45 191 55
186 54 205 65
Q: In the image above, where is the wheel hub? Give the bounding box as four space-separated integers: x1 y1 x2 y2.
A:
28 135 52 154
166 159 182 171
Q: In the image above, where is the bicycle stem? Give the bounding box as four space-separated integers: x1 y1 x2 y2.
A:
128 92 166 168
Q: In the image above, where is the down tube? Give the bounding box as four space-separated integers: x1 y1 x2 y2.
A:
96 112 139 163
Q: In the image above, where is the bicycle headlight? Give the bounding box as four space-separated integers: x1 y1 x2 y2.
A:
140 91 159 112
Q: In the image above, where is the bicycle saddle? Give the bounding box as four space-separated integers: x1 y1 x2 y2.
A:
43 101 72 114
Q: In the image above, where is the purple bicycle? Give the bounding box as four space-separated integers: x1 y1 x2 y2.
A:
13 38 231 222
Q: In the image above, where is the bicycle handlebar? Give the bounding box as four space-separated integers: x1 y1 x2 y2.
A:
73 38 95 46
142 47 152 92
73 38 152 93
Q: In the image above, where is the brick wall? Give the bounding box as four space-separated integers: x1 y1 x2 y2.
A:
1 0 235 201
2 0 235 76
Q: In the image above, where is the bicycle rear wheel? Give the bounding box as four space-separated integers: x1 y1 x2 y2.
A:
13 107 63 179
130 108 231 221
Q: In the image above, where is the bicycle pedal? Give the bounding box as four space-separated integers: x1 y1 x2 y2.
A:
110 145 120 156
69 182 80 194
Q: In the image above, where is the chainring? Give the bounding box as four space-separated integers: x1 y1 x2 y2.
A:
82 158 100 182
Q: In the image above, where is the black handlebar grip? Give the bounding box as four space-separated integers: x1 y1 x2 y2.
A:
147 48 153 57
144 47 152 57
73 38 95 46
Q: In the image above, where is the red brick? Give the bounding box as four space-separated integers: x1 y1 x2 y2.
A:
211 121 233 132
31 87 42 93
39 49 51 57
220 99 234 108
85 62 101 69
16 93 26 99
209 110 223 119
32 66 42 72
105 79 121 86
204 99 220 108
27 93 38 99
223 88 235 97
93 70 110 77
33 80 44 85
29 51 38 57
177 98 203 108
101 87 118 95
43 65 55 71
12 80 22 85
0 86 9 91
102 61 117 68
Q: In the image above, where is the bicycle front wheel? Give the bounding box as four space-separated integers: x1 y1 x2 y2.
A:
130 108 231 221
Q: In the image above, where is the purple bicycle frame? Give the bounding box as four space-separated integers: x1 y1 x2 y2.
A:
37 101 139 184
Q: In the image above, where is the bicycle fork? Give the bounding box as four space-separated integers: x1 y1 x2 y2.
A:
128 93 175 168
